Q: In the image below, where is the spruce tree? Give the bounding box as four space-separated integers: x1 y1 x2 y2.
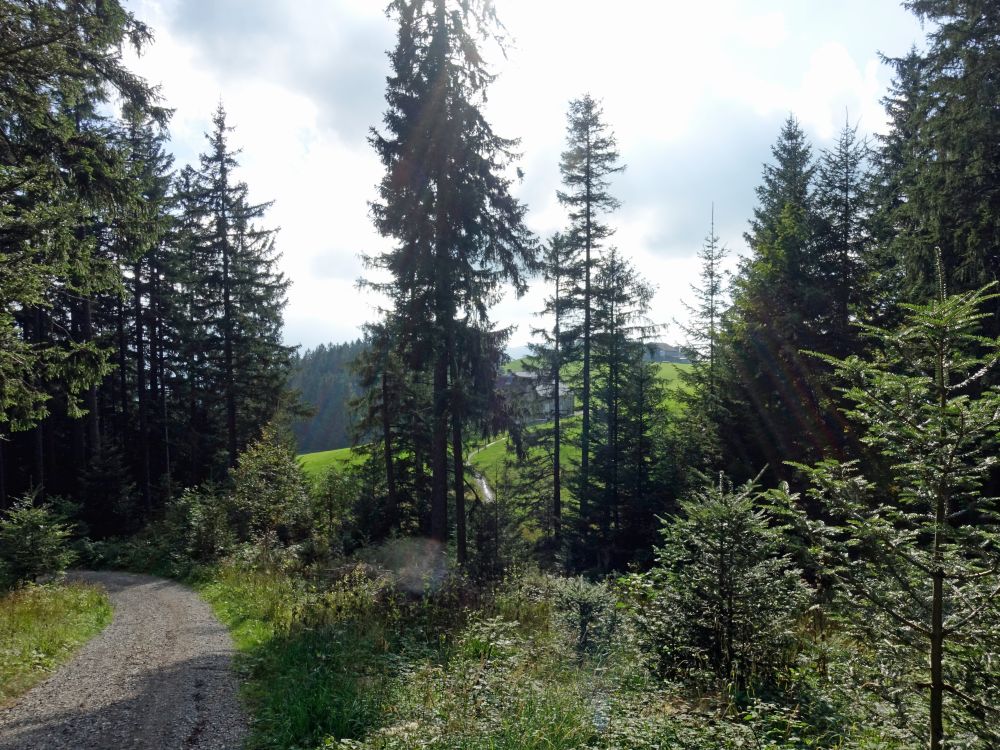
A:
528 232 577 547
866 50 924 329
0 0 161 501
721 116 837 479
589 248 659 568
677 206 729 469
366 0 536 558
886 1 1000 317
648 476 810 687
813 119 869 356
114 108 174 512
191 104 292 473
781 261 1000 750
557 95 624 520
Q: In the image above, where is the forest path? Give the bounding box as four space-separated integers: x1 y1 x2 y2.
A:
0 571 247 750
468 438 503 504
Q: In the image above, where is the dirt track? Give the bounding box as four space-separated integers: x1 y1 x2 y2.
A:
0 571 247 749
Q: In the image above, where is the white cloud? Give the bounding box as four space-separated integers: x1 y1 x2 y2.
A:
738 11 789 49
122 0 925 349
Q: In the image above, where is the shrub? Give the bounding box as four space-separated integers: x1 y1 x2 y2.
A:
635 476 810 690
230 425 311 543
552 575 619 656
0 495 77 586
163 484 233 563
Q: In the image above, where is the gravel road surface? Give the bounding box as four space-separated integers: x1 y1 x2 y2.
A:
0 571 247 749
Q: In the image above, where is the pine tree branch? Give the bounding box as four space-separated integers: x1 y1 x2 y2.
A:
943 581 1000 636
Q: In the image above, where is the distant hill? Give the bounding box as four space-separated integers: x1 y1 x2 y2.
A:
291 341 537 454
288 340 366 454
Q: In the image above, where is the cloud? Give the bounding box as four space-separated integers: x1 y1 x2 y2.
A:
122 0 926 350
168 0 393 145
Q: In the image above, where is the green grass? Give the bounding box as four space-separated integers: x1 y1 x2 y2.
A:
196 562 838 749
198 564 396 749
0 581 113 703
469 418 582 485
655 361 689 388
299 446 366 481
195 564 652 750
469 363 691 494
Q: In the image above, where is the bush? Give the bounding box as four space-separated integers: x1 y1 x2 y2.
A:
230 426 311 543
552 575 619 656
163 484 234 564
632 476 810 690
0 495 77 586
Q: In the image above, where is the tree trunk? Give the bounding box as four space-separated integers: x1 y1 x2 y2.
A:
81 298 100 456
930 563 944 750
151 261 171 495
553 352 561 544
381 367 398 523
223 241 237 467
929 343 946 750
580 151 592 525
450 337 466 565
220 162 237 468
0 436 7 508
31 308 46 496
116 293 129 435
32 421 44 496
451 409 466 564
430 348 449 544
133 259 152 513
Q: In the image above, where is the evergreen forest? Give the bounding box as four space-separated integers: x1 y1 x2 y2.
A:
2 2 1000 749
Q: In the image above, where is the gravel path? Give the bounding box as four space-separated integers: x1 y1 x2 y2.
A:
0 571 247 749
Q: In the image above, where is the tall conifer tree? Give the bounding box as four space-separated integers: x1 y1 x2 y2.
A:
589 248 659 567
0 0 162 502
528 233 576 546
721 116 834 479
367 0 536 556
678 206 729 467
192 105 292 472
814 119 870 356
557 95 624 520
885 1 1000 317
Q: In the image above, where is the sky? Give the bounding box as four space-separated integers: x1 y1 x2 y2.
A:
121 0 928 352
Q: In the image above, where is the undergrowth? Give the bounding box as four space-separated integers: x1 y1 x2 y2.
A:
197 561 904 750
0 582 112 703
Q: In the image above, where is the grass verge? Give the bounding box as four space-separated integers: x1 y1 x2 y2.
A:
0 581 113 703
191 561 727 750
197 564 397 749
194 558 902 750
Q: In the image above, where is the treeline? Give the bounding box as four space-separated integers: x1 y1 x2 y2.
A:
343 0 1000 577
0 2 291 534
289 340 365 454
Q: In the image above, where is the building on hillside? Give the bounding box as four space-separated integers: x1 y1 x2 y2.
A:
497 371 575 420
644 342 689 363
